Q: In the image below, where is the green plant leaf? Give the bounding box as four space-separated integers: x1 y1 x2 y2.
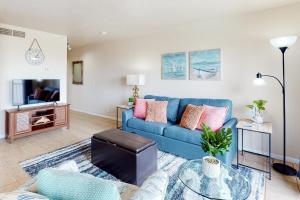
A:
247 99 267 113
200 124 232 157
246 105 254 109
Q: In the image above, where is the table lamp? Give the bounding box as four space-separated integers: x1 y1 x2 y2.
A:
126 74 145 99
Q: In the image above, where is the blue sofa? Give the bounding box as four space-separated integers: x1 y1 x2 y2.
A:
122 95 237 165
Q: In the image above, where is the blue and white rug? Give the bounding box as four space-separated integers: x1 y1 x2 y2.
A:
20 139 265 200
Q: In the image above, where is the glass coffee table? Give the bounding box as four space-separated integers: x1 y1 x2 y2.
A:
179 159 251 200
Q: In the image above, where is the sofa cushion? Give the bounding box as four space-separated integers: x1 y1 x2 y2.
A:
180 104 204 130
144 95 180 123
145 101 168 124
36 168 121 200
197 105 227 131
163 125 202 145
134 98 155 119
128 118 171 135
177 98 232 123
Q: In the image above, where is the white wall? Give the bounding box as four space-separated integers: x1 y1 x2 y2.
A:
68 4 300 160
0 23 67 138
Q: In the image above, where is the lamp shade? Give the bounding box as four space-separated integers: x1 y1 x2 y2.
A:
253 73 266 86
270 36 298 48
253 78 266 86
126 74 145 86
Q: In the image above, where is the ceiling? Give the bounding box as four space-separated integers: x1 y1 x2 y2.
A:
1 0 299 48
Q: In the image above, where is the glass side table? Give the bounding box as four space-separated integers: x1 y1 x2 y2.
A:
179 159 251 200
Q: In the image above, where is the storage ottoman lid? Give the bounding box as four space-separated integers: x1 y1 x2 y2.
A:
92 129 156 153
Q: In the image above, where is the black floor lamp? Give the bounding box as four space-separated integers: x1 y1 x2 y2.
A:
254 35 298 176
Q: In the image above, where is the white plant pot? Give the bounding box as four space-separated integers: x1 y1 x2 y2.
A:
253 115 263 124
202 156 221 178
128 102 133 106
252 111 264 124
251 108 264 124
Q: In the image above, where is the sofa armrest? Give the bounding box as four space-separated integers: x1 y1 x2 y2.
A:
222 118 238 129
122 109 134 131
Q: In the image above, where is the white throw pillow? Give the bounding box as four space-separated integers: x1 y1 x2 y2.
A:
56 160 79 172
129 170 169 200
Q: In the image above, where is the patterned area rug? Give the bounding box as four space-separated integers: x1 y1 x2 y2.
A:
20 139 265 200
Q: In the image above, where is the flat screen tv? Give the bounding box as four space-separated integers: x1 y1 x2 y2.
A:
12 79 60 106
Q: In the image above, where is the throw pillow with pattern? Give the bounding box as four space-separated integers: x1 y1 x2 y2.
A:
133 98 155 119
145 101 168 124
180 104 205 130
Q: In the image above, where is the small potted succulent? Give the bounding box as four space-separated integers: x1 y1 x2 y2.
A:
201 124 232 178
246 99 267 124
128 97 134 106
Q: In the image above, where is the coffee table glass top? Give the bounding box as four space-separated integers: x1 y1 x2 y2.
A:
179 159 251 200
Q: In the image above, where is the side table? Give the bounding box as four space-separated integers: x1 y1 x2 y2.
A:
236 119 272 180
116 105 133 129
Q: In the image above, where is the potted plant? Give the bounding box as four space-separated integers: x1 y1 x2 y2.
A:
201 124 232 178
246 99 267 124
128 97 134 106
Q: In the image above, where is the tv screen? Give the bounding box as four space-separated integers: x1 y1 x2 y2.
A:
12 79 60 106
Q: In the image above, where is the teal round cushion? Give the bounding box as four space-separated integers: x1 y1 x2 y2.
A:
36 168 121 200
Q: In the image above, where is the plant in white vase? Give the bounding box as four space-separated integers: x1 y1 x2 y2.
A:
128 97 134 106
201 124 232 178
246 99 267 124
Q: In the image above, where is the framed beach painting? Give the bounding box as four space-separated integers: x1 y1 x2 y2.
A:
161 52 187 80
189 49 221 80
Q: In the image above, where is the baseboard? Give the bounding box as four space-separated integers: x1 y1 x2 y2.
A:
70 107 121 121
242 147 298 164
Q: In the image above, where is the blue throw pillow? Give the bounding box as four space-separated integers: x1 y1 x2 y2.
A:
36 169 121 200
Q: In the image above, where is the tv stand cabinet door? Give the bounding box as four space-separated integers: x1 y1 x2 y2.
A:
55 106 67 126
15 112 31 134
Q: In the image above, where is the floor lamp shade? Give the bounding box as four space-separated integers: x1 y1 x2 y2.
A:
270 36 297 48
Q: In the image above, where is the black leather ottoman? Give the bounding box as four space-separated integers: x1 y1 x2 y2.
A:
91 129 157 186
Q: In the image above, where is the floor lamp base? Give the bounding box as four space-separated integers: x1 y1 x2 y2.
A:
273 163 297 176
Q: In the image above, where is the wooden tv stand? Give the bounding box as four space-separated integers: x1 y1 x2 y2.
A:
5 103 70 143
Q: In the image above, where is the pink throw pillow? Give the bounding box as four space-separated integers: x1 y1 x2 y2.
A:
133 99 155 119
145 101 168 124
197 105 227 131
